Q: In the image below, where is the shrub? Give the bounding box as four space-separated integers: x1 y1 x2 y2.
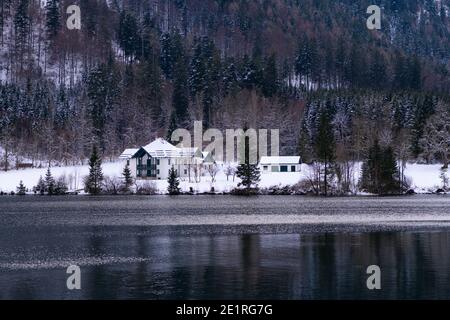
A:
230 187 259 196
16 181 26 195
103 176 122 195
136 181 158 195
54 176 69 195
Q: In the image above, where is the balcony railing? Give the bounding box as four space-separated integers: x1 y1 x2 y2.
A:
137 164 157 171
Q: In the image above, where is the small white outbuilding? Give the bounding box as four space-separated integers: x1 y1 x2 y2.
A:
259 156 301 173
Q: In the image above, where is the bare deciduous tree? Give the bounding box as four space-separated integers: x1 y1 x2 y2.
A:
225 162 237 181
207 163 219 183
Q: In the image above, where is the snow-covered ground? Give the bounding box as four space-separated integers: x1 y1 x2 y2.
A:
0 162 122 193
405 164 445 193
0 162 446 194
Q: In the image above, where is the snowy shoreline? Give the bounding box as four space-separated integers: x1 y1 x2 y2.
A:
0 192 448 197
0 161 447 196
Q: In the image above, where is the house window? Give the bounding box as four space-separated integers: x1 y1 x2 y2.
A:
184 169 187 175
291 166 296 172
280 166 288 172
156 159 160 165
156 169 160 175
147 158 152 177
168 159 171 165
263 166 268 171
126 159 130 166
137 158 142 177
271 166 279 172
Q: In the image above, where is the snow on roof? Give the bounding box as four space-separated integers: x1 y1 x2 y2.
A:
119 148 139 159
143 138 178 151
259 156 301 165
119 139 208 159
178 147 199 157
142 138 180 157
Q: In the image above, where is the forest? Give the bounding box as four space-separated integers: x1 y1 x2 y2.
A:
0 0 449 191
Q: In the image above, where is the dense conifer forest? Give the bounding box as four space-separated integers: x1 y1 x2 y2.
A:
0 0 449 180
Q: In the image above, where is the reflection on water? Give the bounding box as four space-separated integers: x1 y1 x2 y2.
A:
0 196 449 299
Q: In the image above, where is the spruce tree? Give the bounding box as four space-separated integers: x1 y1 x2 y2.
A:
189 37 206 97
16 180 26 195
54 85 70 128
236 133 261 193
137 56 163 125
315 110 335 196
262 54 278 97
172 54 189 128
360 140 401 195
295 35 312 88
222 58 239 95
45 0 60 40
122 162 133 192
412 96 428 157
188 37 220 127
361 141 381 194
118 11 139 60
36 176 46 195
335 39 346 87
167 166 180 195
14 0 30 50
166 112 179 141
236 163 261 192
85 146 104 195
87 64 115 150
298 115 315 164
308 38 320 88
380 147 400 193
160 32 184 80
45 167 55 195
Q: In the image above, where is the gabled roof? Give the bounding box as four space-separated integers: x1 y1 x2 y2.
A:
142 138 180 157
202 152 215 163
120 138 209 160
259 156 301 165
119 148 139 159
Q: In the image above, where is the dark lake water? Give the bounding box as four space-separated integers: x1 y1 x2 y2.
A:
0 195 449 299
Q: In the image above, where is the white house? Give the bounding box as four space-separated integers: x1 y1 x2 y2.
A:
119 138 214 180
259 156 301 173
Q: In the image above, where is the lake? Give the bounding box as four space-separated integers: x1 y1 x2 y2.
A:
0 195 449 299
